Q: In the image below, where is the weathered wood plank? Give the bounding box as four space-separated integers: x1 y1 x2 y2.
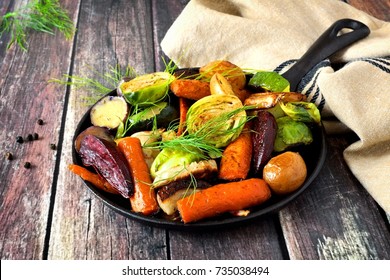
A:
2 0 388 262
279 136 390 259
277 0 390 260
347 0 390 21
0 0 80 259
48 0 167 260
152 0 190 71
169 216 286 260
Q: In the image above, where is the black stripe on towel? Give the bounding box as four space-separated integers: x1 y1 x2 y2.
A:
365 58 390 74
273 59 297 73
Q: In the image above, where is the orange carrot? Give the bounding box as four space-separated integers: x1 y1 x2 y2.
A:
170 79 210 100
176 178 271 223
117 137 159 215
218 125 252 180
177 97 191 136
233 87 252 103
68 164 120 195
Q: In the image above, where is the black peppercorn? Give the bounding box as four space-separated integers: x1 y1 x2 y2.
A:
37 119 44 125
26 134 33 141
50 143 57 150
16 136 24 143
33 133 39 140
5 152 13 160
24 162 31 168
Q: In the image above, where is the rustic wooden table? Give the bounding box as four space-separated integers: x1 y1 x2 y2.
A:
1 0 389 260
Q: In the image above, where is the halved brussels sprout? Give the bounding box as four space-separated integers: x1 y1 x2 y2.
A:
150 145 218 187
118 72 175 106
248 71 290 92
151 146 203 179
186 94 246 148
274 116 313 152
280 102 321 124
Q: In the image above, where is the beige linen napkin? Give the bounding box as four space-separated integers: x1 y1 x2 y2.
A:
161 0 390 213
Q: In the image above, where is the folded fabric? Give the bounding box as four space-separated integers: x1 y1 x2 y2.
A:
161 0 390 213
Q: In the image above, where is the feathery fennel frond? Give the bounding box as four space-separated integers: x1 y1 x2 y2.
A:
0 0 75 51
49 64 136 105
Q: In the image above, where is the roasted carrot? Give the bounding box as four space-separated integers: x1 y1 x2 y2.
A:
176 178 271 223
177 97 191 136
117 137 159 215
68 164 120 195
233 87 252 103
218 125 252 180
169 79 210 100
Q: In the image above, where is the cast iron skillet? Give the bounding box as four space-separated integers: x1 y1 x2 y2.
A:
72 19 369 230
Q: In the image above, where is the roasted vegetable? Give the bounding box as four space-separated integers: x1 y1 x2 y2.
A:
233 87 253 103
218 125 252 181
118 72 175 106
126 101 179 133
117 137 159 215
72 59 324 223
274 116 313 152
266 103 286 119
177 97 191 136
251 111 277 175
150 145 217 187
199 60 246 90
129 129 162 146
156 179 210 215
170 79 210 100
90 96 129 129
244 92 306 109
209 73 235 96
186 94 246 148
129 130 162 169
74 126 114 153
176 178 271 223
78 134 133 198
280 101 321 124
248 71 290 92
263 151 307 195
68 164 120 195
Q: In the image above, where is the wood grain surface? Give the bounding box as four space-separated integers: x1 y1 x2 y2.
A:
1 0 389 260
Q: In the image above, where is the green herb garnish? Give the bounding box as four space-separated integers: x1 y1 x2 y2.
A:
152 105 255 159
49 64 136 105
0 0 75 51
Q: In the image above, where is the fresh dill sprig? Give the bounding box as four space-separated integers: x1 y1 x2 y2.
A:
153 105 255 159
49 64 136 105
0 0 75 51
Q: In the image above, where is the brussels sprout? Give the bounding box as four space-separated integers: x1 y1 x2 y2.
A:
274 116 313 152
186 94 246 148
150 145 218 187
128 101 178 131
248 71 290 92
267 103 286 119
118 72 175 106
280 102 321 124
151 146 203 179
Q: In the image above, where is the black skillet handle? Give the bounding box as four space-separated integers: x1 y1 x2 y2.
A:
281 18 370 91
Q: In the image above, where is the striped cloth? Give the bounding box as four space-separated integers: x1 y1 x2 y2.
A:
161 0 390 213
